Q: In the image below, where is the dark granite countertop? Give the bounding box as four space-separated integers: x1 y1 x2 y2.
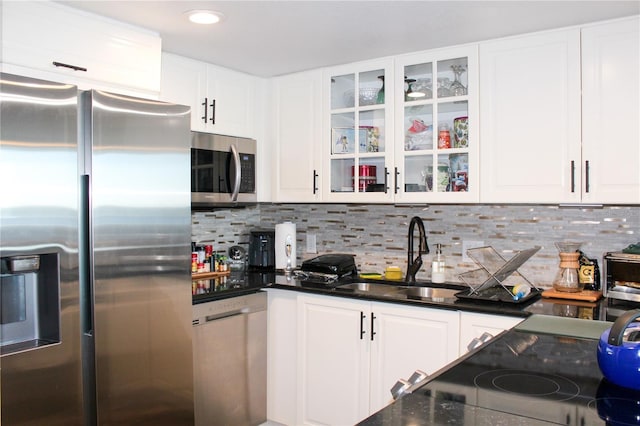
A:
193 271 638 425
193 271 617 322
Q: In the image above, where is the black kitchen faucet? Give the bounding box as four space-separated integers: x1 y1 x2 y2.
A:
405 216 429 283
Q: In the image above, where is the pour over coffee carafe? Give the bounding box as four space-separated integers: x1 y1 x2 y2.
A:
553 242 584 292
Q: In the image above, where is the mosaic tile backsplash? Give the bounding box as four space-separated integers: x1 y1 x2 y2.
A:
192 204 639 288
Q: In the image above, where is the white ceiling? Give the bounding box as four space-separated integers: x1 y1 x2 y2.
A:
57 1 640 77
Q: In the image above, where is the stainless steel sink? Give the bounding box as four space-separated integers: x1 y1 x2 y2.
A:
396 286 460 300
334 281 462 301
334 282 406 296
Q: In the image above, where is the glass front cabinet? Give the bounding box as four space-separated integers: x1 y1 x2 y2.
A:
324 59 394 202
394 46 478 203
323 47 477 203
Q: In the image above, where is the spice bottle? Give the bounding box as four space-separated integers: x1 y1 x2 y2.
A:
438 123 451 149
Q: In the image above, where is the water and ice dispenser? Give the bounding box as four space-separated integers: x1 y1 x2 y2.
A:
1 253 60 355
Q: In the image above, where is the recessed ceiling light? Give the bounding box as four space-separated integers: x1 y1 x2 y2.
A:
186 10 225 25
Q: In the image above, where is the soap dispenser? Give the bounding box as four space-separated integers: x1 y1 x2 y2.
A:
431 244 446 283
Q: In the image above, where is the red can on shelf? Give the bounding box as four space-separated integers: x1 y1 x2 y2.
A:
351 165 377 192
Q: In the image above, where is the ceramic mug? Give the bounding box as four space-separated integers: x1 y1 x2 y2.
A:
453 116 468 148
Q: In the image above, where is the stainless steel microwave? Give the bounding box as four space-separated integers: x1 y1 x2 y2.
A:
191 132 257 207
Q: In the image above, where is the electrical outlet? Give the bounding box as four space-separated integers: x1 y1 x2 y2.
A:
306 233 317 253
462 240 484 262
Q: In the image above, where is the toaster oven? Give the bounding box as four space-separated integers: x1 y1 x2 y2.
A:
603 252 640 303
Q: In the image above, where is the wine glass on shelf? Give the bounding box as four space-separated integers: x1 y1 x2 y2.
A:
437 78 451 98
450 65 467 96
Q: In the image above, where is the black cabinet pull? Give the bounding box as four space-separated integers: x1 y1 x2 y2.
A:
371 313 376 341
585 160 590 193
201 98 208 124
360 312 366 340
384 167 389 193
52 61 87 72
313 170 318 195
570 160 575 193
210 99 216 124
394 167 400 194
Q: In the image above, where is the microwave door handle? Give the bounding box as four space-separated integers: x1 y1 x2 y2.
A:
230 144 241 202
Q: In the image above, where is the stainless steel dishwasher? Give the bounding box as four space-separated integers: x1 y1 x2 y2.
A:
192 291 267 426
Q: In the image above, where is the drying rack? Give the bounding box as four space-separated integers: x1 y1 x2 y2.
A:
456 246 541 303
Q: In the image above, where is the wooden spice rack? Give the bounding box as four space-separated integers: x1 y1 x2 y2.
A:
191 271 231 280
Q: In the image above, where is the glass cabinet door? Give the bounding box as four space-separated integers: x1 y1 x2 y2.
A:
396 48 477 202
329 65 390 197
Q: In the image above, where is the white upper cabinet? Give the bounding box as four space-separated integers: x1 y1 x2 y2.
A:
394 46 479 203
479 17 640 204
323 59 395 203
321 47 479 204
479 29 582 203
2 1 161 96
581 17 640 204
272 70 323 202
160 53 258 139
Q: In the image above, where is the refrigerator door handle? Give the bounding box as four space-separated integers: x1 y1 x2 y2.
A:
79 174 94 335
79 173 97 425
230 144 241 202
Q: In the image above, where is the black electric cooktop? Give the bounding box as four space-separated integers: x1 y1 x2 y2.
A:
413 329 640 425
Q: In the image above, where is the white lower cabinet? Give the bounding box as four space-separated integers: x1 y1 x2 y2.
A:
297 295 370 425
266 289 299 426
458 311 523 356
267 291 523 426
368 301 461 414
296 294 460 425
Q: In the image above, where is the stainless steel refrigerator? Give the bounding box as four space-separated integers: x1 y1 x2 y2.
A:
0 73 194 425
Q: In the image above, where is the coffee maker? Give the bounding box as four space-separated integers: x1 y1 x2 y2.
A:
248 230 275 271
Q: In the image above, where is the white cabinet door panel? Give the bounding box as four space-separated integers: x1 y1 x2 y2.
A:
369 303 460 413
581 17 640 204
297 295 370 426
480 29 581 203
273 71 323 202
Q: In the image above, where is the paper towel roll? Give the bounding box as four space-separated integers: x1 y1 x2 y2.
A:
275 222 296 269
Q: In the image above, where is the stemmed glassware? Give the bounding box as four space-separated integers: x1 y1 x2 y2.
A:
450 65 467 96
